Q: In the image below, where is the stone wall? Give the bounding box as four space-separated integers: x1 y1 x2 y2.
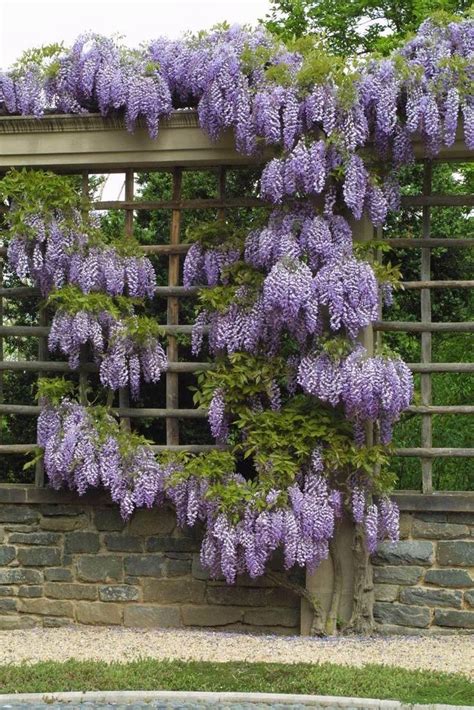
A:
373 504 473 634
0 486 300 633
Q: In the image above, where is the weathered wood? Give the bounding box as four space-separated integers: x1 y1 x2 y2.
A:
401 280 474 289
94 196 266 210
0 403 207 418
385 238 474 248
374 321 474 332
392 492 474 512
0 360 212 373
420 162 433 494
166 168 182 447
394 447 474 457
0 443 222 454
0 324 205 336
0 284 200 299
407 404 474 414
401 194 474 207
407 363 474 373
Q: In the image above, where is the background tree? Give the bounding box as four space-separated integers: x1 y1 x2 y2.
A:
264 0 471 54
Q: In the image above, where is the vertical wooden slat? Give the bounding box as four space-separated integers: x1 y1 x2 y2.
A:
34 306 47 486
421 162 433 494
119 170 134 432
78 172 90 409
166 168 182 446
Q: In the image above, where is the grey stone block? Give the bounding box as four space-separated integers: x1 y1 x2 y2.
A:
94 508 126 531
437 540 474 566
44 582 98 600
372 541 434 566
0 615 39 629
40 505 84 517
400 586 462 609
44 568 73 582
124 605 182 628
465 590 474 607
104 534 143 553
373 602 431 628
243 608 299 627
374 584 399 602
0 546 15 565
128 508 175 536
0 568 42 585
165 558 192 577
146 536 200 553
76 601 123 625
124 555 166 577
373 566 424 585
64 532 100 554
434 609 474 629
17 547 61 567
181 605 243 627
18 585 43 598
99 585 140 602
0 598 17 612
425 568 474 588
206 585 296 608
8 532 60 546
412 520 470 539
77 555 122 582
18 598 74 617
142 579 205 604
0 506 39 523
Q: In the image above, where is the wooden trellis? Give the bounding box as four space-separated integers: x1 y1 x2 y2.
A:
0 113 472 494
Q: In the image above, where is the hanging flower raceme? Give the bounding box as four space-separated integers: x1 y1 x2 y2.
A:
99 318 167 399
37 398 169 518
69 247 156 298
312 257 379 338
298 346 413 443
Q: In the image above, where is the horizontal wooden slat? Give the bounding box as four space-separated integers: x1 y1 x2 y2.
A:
0 324 203 337
391 492 474 512
401 280 474 289
407 363 474 373
0 404 207 418
0 443 220 454
406 405 474 414
384 238 474 248
0 285 200 299
401 195 474 207
94 197 265 210
394 447 474 457
374 321 474 333
0 360 211 373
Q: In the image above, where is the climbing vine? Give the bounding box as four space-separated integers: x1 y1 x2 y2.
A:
0 14 472 631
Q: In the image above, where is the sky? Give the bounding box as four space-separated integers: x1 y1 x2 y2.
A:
0 0 273 69
0 0 273 199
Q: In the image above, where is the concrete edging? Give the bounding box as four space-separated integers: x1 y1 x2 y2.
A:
0 690 471 709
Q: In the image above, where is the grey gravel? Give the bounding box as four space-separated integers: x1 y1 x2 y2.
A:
0 628 472 679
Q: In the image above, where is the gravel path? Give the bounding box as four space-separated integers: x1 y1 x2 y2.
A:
0 628 472 678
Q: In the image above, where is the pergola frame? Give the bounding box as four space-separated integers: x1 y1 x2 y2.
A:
0 111 472 497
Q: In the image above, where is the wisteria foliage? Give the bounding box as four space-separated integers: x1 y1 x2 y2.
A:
2 17 472 584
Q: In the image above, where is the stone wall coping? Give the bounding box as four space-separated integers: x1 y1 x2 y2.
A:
0 690 467 709
0 485 472 511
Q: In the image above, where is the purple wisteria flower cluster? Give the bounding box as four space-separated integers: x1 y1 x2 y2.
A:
298 346 413 444
37 399 171 518
6 17 472 581
6 208 156 298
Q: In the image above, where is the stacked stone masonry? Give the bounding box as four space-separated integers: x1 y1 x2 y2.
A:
373 510 474 634
1 489 473 634
0 492 300 634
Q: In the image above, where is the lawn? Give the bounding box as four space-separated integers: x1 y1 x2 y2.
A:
0 659 472 706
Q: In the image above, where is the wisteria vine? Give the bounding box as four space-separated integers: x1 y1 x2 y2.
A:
1 16 472 589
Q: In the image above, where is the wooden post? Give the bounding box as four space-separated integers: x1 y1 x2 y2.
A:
421 162 433 494
166 168 182 446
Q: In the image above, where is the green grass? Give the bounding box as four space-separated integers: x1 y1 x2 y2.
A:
0 659 472 706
